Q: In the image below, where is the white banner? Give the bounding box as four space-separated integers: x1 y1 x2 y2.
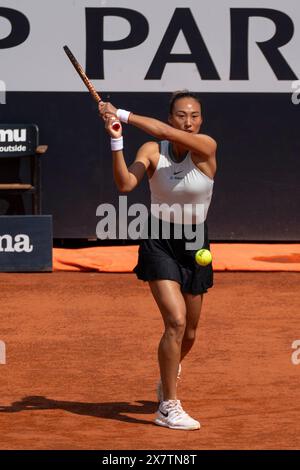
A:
0 0 299 92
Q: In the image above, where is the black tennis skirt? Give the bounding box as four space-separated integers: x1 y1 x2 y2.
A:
133 215 213 295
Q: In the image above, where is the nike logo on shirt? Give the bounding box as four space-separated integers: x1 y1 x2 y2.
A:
173 170 183 175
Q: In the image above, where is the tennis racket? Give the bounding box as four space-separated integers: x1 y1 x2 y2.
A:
63 45 120 131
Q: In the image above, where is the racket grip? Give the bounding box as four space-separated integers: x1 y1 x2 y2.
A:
112 121 121 131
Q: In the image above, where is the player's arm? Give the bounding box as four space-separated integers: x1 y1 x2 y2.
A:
129 114 217 161
115 141 156 193
104 115 154 193
98 101 216 161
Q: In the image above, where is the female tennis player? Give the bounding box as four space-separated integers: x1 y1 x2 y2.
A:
99 90 217 431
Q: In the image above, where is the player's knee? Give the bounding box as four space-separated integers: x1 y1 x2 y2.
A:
184 328 197 343
166 313 186 337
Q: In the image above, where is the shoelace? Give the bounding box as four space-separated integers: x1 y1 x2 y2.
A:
162 400 188 419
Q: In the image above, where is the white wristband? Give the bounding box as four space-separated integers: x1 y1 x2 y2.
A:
111 136 123 152
116 108 131 123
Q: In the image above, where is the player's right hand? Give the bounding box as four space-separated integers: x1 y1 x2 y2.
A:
104 115 122 138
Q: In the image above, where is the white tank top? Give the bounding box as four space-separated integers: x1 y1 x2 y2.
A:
149 140 214 224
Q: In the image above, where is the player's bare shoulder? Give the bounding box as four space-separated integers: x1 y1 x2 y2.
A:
136 141 160 178
191 134 217 179
195 133 217 154
136 141 159 157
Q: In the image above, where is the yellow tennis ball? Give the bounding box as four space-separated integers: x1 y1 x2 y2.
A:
195 249 212 266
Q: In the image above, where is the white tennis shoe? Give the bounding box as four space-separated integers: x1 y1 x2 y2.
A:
155 399 200 430
156 363 182 403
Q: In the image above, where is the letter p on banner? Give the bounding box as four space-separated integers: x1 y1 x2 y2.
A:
0 340 6 364
0 80 6 104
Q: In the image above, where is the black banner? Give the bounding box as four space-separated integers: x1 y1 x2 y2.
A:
0 124 38 156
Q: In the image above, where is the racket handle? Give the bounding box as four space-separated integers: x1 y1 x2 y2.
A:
112 121 121 131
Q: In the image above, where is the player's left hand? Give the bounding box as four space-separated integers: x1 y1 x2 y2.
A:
98 101 118 120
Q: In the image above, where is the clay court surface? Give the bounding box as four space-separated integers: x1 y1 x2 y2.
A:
0 271 299 450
